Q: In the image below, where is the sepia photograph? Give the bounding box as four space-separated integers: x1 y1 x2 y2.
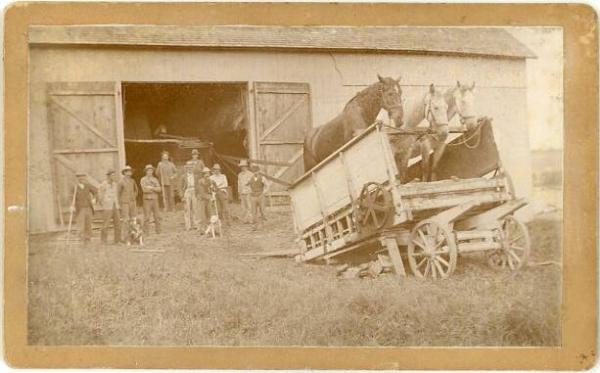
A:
24 23 565 348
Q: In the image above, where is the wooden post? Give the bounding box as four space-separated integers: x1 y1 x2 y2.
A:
247 82 258 160
114 82 126 170
380 236 406 277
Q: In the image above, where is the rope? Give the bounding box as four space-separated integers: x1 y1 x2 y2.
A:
447 122 483 149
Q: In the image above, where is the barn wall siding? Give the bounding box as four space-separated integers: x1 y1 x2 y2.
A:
29 47 532 233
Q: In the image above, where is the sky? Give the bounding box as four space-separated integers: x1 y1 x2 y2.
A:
507 27 564 150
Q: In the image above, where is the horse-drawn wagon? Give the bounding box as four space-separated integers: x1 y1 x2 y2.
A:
289 119 530 279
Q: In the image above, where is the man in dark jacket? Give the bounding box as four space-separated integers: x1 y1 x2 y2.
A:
70 171 98 243
118 165 138 243
156 150 177 212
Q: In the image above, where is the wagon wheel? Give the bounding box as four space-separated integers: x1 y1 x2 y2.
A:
487 215 530 270
408 221 457 279
354 182 393 230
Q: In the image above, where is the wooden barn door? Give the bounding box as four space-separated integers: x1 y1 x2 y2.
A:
253 82 312 201
47 82 125 224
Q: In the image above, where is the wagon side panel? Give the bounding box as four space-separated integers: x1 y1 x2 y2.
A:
342 130 393 195
289 180 322 231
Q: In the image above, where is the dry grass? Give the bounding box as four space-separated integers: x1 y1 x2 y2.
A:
28 206 561 346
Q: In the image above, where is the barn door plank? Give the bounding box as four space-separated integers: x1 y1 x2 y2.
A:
259 96 307 141
253 82 312 201
48 95 116 147
47 81 123 225
53 154 101 188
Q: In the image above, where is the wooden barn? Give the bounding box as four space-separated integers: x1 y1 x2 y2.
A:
28 25 535 233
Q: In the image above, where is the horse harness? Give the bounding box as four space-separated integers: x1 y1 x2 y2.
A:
423 95 449 143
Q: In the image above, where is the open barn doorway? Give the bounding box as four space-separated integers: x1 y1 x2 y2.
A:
121 82 249 204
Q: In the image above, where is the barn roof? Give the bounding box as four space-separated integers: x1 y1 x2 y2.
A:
29 25 536 59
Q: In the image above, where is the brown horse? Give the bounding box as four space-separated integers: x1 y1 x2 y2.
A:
303 75 404 171
394 81 477 182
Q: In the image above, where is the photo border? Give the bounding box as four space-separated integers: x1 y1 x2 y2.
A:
4 2 597 369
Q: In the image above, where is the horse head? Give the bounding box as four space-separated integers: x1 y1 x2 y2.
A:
377 74 404 127
453 81 477 130
424 83 449 127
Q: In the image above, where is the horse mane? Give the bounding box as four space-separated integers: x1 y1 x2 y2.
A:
343 82 382 109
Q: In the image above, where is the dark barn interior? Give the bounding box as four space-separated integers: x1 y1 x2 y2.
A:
122 82 249 201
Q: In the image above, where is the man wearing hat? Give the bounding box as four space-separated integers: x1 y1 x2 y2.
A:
156 150 177 212
118 165 139 242
140 164 162 234
209 163 230 224
98 168 121 244
179 161 200 231
246 165 268 226
197 166 217 230
189 149 205 177
70 171 98 243
237 159 253 223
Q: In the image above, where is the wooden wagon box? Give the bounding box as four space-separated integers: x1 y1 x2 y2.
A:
289 121 529 278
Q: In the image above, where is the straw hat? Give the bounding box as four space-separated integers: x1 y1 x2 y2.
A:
144 164 154 172
121 165 133 174
239 159 249 167
212 163 221 170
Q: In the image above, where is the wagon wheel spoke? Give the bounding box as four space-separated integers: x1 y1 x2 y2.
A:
436 255 450 269
434 259 447 278
412 238 426 251
361 209 372 225
418 230 429 249
511 245 526 252
509 234 524 245
508 249 521 264
408 221 457 279
423 260 431 277
372 204 388 212
433 236 445 250
370 210 380 227
507 254 515 270
435 245 449 255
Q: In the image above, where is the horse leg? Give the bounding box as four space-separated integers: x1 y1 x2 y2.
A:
420 140 432 182
430 141 448 181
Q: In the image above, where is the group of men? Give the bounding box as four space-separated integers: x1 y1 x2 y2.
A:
71 149 268 245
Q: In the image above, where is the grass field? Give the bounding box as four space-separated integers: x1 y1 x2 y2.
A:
28 205 561 346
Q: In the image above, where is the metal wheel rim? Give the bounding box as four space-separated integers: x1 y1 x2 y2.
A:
408 221 457 279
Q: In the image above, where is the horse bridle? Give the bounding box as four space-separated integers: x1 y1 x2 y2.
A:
424 95 447 127
454 90 476 125
380 85 403 116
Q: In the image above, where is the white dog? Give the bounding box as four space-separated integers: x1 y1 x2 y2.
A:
203 214 222 238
